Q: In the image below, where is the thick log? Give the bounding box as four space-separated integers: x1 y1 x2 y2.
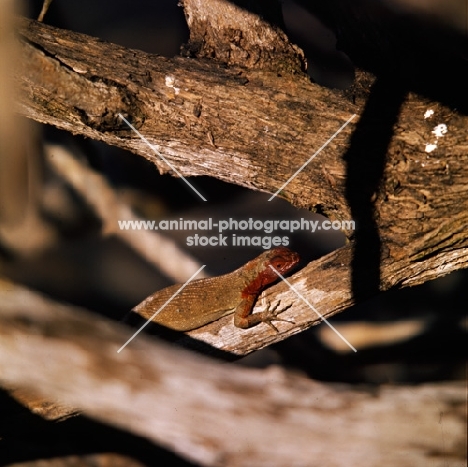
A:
0 281 465 466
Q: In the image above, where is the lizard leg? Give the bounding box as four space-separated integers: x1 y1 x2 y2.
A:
259 301 295 332
234 296 294 330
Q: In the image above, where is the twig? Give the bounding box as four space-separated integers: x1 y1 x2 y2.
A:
37 0 54 22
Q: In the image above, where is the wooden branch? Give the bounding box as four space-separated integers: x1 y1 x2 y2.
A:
187 243 468 354
4 386 78 422
181 0 305 73
0 280 465 467
44 143 208 283
37 0 54 22
14 16 468 352
15 17 357 217
1 453 147 467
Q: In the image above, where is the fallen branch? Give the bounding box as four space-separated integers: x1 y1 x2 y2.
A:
0 279 465 466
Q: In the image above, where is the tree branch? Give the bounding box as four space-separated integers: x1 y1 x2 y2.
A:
44 143 208 283
15 16 357 216
14 15 468 352
0 280 465 466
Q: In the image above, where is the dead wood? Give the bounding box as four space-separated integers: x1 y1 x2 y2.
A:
3 454 146 467
0 280 465 467
12 11 468 350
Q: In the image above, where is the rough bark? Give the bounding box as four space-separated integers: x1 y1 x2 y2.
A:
13 11 468 353
181 0 305 73
0 281 465 467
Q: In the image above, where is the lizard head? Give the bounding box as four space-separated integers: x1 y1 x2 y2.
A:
264 247 300 273
251 247 300 289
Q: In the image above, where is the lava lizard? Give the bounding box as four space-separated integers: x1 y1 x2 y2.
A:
132 247 300 331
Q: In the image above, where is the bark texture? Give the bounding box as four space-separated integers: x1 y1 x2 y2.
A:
13 14 468 351
0 281 465 467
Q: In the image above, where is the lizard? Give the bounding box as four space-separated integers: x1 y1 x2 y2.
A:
131 247 300 332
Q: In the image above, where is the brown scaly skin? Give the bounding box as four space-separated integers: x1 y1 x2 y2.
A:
132 247 300 331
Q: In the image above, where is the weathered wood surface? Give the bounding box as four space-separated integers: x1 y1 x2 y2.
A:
0 280 465 467
14 14 468 352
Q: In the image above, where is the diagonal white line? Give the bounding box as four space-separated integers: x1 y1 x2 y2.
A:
117 264 206 353
117 113 207 201
269 265 357 352
268 114 356 201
